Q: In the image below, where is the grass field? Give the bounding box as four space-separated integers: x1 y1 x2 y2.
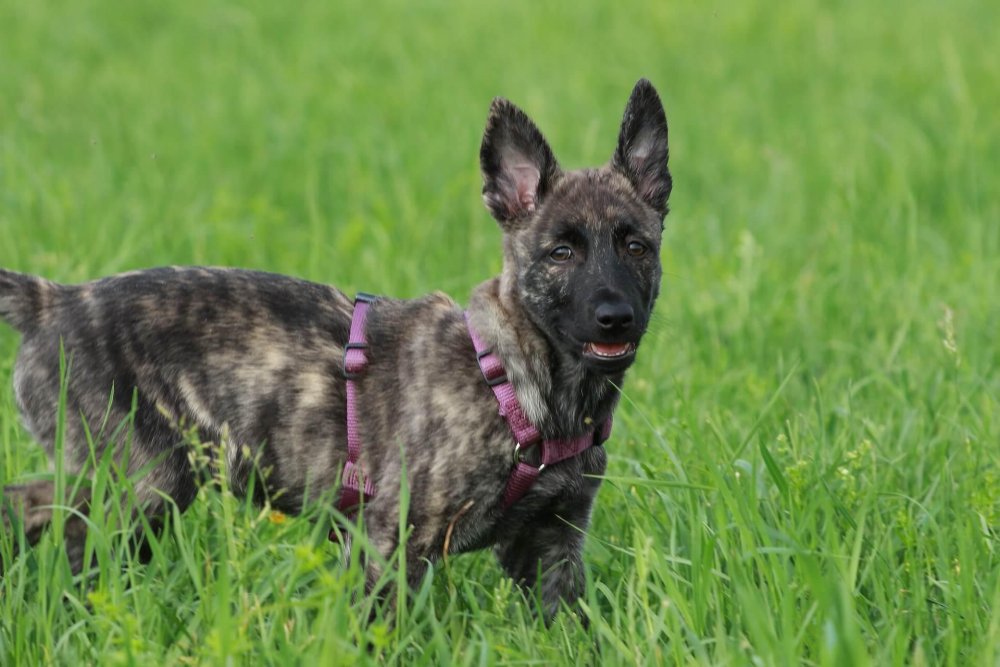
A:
2 0 998 664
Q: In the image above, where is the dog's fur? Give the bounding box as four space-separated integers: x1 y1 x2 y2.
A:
0 79 670 618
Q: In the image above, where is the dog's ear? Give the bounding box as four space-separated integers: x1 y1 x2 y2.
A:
612 79 672 219
480 98 560 227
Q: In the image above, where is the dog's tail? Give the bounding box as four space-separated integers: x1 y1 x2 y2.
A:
0 269 58 335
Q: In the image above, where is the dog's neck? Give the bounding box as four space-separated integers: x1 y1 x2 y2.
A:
468 277 622 439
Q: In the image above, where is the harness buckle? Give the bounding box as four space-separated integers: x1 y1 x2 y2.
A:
343 342 369 380
477 347 508 386
344 294 378 380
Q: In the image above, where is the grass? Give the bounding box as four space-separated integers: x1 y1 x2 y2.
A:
1 0 998 663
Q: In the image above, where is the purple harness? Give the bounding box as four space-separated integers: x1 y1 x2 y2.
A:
465 313 613 507
334 294 612 517
335 293 379 514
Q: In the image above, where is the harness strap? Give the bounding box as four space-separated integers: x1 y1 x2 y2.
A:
331 302 612 531
465 312 612 510
336 293 378 514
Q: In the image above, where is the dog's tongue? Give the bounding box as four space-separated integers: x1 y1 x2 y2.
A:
589 342 631 357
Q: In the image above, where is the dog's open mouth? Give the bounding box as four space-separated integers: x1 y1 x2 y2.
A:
583 342 636 360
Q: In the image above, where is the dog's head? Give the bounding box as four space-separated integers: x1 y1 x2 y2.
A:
480 79 671 374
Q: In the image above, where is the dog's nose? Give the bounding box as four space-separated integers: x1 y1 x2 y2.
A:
595 301 634 332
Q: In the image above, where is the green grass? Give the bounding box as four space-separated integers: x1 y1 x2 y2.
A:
1 0 998 663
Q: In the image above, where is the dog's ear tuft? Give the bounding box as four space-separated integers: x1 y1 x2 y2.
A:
480 98 560 227
612 79 672 219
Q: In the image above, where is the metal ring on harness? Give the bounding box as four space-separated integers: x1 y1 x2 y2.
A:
512 442 545 472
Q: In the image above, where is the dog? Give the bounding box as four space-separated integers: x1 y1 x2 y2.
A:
0 79 671 619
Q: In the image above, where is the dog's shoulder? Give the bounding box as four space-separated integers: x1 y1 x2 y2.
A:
366 290 472 375
375 290 461 320
421 290 460 311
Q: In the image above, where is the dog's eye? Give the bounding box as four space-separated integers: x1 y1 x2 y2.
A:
627 241 647 257
549 246 573 262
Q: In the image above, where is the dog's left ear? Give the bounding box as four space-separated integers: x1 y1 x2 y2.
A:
480 98 561 228
612 79 672 219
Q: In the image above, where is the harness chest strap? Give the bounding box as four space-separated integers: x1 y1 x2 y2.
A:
464 313 612 509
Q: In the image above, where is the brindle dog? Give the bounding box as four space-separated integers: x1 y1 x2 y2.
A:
0 79 671 619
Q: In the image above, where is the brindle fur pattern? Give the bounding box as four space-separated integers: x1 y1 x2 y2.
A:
0 79 671 620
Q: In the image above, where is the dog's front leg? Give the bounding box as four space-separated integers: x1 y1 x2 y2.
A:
493 467 603 623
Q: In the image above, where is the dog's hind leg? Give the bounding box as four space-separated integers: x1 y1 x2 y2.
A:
1 480 92 571
1 270 204 571
2 391 201 573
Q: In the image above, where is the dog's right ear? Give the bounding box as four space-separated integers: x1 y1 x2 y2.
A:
480 98 560 227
